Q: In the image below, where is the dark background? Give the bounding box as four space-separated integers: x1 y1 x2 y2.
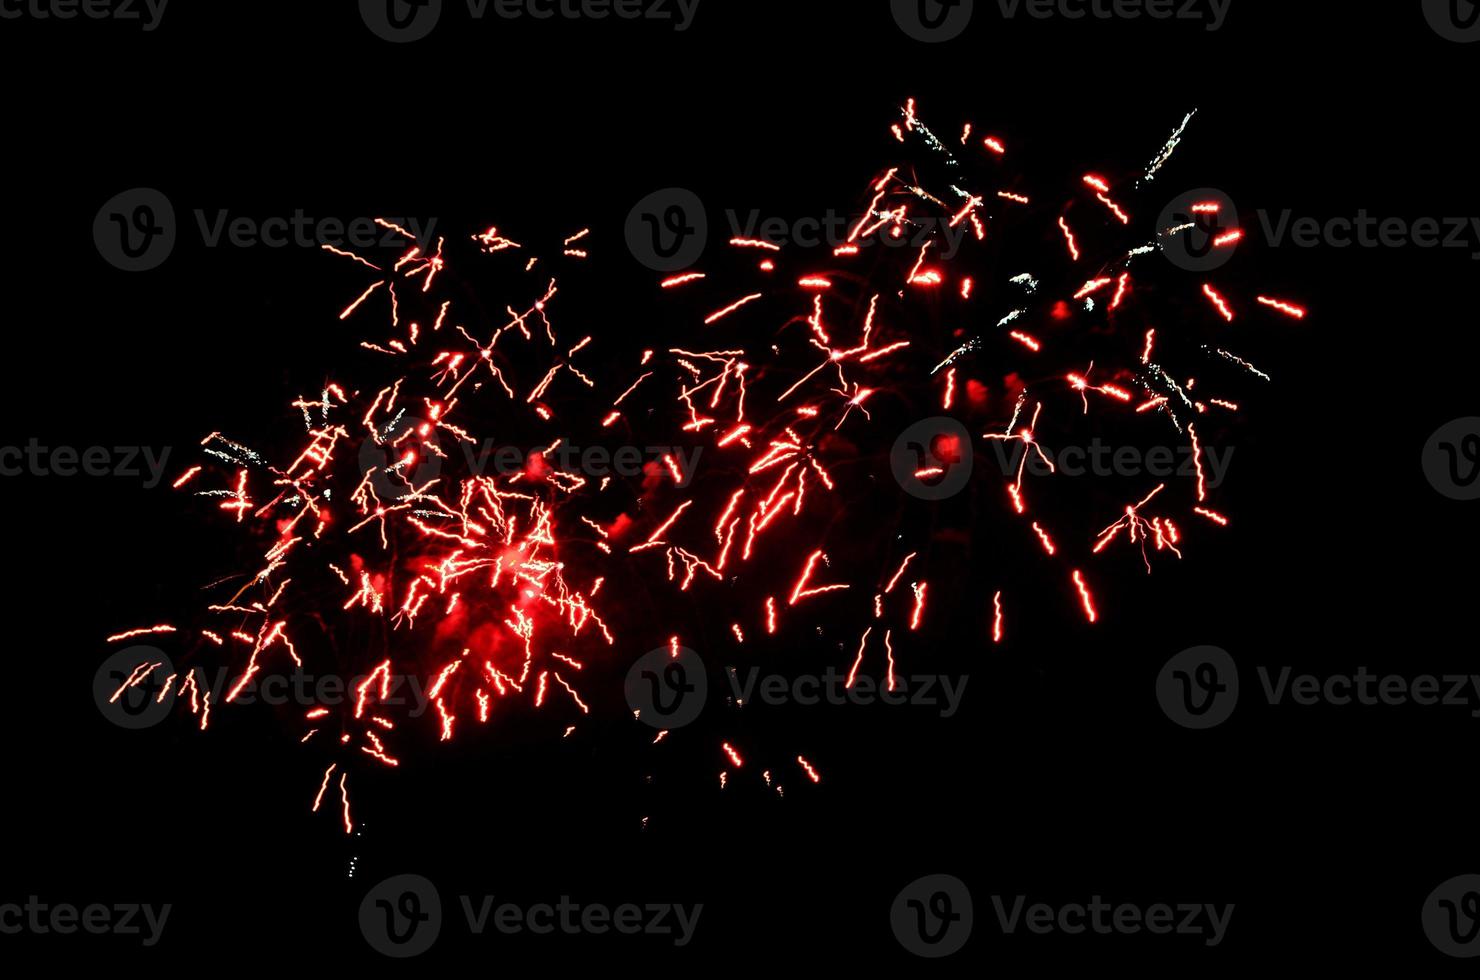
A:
0 0 1475 969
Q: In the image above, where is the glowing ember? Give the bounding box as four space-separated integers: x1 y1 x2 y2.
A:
103 99 1302 838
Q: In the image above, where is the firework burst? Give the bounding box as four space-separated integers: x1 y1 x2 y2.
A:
103 101 1305 835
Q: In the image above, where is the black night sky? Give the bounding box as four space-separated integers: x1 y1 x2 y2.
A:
1 0 1478 970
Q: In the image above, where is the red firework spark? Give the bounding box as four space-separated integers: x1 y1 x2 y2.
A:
103 99 1304 833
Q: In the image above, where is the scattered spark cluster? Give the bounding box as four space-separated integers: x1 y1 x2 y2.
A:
108 221 622 836
621 99 1303 660
104 102 1304 837
613 99 1304 789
